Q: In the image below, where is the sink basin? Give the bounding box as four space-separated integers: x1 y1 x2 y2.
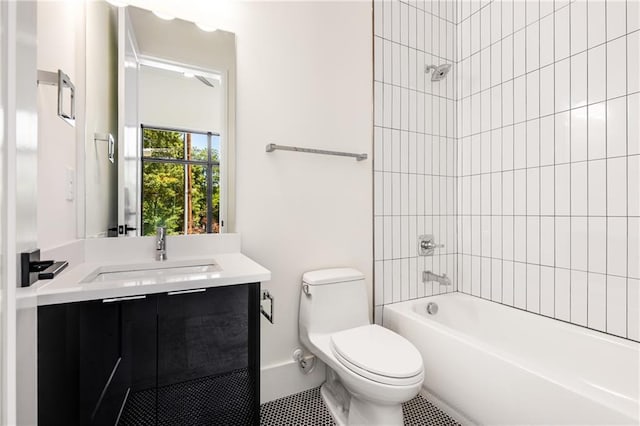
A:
81 260 221 284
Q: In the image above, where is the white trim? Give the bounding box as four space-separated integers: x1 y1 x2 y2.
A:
1 1 18 423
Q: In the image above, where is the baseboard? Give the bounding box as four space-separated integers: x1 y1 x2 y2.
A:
419 388 476 426
260 358 326 404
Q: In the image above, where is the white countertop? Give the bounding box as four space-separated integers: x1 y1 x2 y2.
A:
17 252 271 308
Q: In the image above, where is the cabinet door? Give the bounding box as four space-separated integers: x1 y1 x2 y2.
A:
156 284 258 425
38 299 123 426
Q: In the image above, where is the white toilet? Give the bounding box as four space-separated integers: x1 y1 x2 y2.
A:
299 268 424 425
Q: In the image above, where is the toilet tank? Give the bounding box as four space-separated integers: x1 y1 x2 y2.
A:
299 268 370 341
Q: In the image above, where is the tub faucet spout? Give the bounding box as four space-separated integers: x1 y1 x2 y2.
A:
423 270 451 286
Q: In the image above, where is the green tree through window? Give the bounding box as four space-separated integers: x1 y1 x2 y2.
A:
141 127 220 236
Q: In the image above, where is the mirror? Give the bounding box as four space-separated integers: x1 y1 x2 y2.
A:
83 2 236 238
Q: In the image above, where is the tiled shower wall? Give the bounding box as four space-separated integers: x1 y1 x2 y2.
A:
373 0 459 320
456 0 639 341
374 0 639 342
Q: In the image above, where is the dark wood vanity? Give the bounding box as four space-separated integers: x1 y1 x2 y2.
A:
37 283 260 426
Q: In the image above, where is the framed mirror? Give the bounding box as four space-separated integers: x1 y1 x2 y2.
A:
83 2 236 238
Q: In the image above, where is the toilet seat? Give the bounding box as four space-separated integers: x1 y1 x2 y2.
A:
330 325 424 386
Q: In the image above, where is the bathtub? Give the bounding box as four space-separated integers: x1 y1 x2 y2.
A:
383 293 639 425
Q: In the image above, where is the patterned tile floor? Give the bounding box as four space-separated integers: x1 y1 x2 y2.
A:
260 387 460 426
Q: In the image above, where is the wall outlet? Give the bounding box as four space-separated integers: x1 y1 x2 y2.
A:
65 167 74 201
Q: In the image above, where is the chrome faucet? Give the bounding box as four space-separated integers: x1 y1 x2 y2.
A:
423 270 451 286
156 226 167 261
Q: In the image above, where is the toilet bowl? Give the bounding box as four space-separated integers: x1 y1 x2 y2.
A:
299 268 424 425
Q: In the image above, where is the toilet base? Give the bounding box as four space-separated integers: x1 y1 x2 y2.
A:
320 369 404 426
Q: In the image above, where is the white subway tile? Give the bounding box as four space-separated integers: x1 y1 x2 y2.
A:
571 270 588 326
514 29 526 77
527 72 540 121
527 264 541 313
607 276 627 337
503 260 515 306
492 258 503 302
491 86 502 130
587 0 606 49
629 94 639 156
540 115 555 166
515 216 527 262
555 111 571 164
588 273 607 331
540 166 554 215
588 217 607 275
588 102 607 160
540 14 555 67
540 266 555 317
571 162 588 216
503 215 514 261
555 268 571 321
607 218 628 277
571 107 588 162
514 76 527 124
490 1 502 44
628 279 640 340
555 6 570 60
527 168 540 215
606 0 626 41
572 217 588 272
526 0 539 25
570 0 587 55
527 216 540 264
515 169 527 215
556 217 571 268
514 262 527 309
607 157 627 216
588 45 606 105
502 80 514 126
513 0 526 31
607 37 627 100
480 5 491 50
629 156 640 216
540 217 555 266
571 53 588 109
629 33 640 95
629 218 640 279
526 22 540 73
502 36 514 82
607 97 627 158
502 0 513 35
503 170 514 215
555 58 571 113
472 256 481 296
588 159 607 216
630 0 640 32
555 164 571 215
540 65 555 117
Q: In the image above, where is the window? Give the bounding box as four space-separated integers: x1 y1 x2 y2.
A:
141 126 221 236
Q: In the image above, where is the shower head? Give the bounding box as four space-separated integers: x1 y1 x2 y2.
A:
425 64 451 81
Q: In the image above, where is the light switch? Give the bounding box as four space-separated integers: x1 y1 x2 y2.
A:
65 167 74 201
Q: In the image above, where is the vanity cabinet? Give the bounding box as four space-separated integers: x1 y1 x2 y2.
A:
38 283 260 426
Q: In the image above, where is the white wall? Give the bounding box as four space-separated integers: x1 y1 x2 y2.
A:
139 65 222 133
231 0 372 394
36 1 83 250
127 0 373 397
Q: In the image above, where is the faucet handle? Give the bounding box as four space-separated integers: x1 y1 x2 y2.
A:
418 235 444 256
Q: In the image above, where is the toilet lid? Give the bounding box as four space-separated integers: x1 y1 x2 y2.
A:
330 325 423 381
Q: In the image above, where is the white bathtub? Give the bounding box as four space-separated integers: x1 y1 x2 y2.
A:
383 293 640 425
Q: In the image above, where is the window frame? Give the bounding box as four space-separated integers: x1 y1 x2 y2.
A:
140 124 222 235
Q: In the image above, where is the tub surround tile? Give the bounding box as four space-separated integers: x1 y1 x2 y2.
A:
374 0 638 342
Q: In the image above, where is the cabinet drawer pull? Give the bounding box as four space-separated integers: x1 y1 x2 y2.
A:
102 295 147 303
167 288 206 296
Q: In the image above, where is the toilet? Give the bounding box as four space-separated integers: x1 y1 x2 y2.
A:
299 268 424 425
